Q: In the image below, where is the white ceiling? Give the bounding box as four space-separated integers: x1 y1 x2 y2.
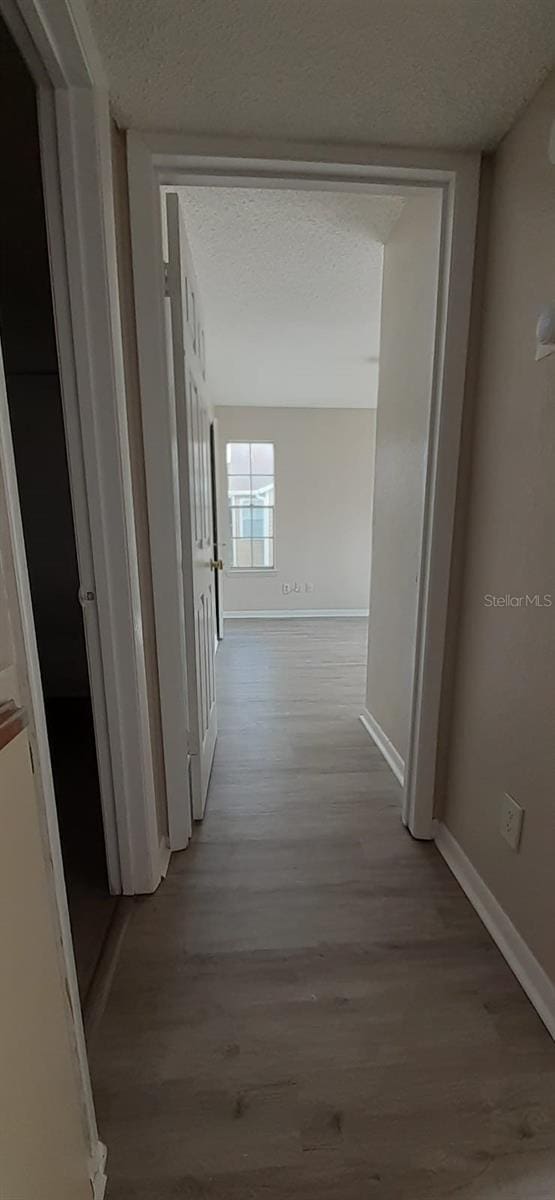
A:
172 187 405 408
87 0 555 150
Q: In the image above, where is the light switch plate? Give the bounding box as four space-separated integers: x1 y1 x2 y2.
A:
500 793 524 851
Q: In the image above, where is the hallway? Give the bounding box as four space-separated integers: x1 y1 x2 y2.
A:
92 619 555 1199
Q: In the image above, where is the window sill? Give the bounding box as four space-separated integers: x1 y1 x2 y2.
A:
225 568 277 576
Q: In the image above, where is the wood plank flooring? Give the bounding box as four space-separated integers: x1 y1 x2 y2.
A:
92 618 555 1199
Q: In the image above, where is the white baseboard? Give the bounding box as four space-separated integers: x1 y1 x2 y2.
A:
359 707 405 786
224 609 369 619
90 1141 107 1199
159 838 171 879
435 823 555 1042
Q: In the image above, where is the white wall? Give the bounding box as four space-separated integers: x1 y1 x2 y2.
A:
215 406 375 614
0 463 92 1199
442 68 555 983
365 193 442 762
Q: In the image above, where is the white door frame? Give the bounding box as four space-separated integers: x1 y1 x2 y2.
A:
1 0 165 893
128 132 480 842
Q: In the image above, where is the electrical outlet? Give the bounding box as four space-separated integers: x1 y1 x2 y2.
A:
282 583 291 595
293 582 302 593
500 793 524 851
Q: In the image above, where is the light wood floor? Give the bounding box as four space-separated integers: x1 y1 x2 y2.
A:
92 619 555 1199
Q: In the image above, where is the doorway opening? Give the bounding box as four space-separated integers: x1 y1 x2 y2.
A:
128 137 478 857
146 174 447 851
0 15 115 1005
190 182 438 809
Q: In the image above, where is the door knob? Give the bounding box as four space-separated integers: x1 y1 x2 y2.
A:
210 559 223 571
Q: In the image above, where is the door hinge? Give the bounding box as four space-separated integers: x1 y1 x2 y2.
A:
78 587 96 608
163 261 170 297
28 741 35 774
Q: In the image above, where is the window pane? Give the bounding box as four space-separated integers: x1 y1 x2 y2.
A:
230 507 273 545
232 538 252 568
261 508 274 537
227 443 250 474
251 443 274 474
252 538 274 568
251 476 274 505
229 507 243 537
229 506 251 537
239 507 254 538
227 474 251 499
251 507 273 538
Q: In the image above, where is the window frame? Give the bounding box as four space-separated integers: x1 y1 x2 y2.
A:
225 440 276 572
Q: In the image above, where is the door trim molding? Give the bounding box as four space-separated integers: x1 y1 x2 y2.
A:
127 133 192 850
127 132 480 845
359 708 405 787
435 824 555 1041
1 0 162 898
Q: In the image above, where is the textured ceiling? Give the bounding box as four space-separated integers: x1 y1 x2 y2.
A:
87 0 555 150
170 187 406 408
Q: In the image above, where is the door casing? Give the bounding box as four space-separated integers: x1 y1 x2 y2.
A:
1 0 164 898
127 132 480 844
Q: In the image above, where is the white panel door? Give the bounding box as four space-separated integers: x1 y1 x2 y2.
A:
166 193 217 819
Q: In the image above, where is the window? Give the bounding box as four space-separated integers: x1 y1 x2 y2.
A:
226 442 275 569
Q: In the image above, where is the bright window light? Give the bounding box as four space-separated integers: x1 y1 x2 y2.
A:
226 442 275 569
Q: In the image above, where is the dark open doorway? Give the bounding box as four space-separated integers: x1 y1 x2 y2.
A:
0 15 116 1005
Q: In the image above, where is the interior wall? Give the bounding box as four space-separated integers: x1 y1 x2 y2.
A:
364 193 442 763
111 123 168 840
442 68 555 982
0 441 91 1200
0 564 13 666
215 405 375 614
0 17 88 700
